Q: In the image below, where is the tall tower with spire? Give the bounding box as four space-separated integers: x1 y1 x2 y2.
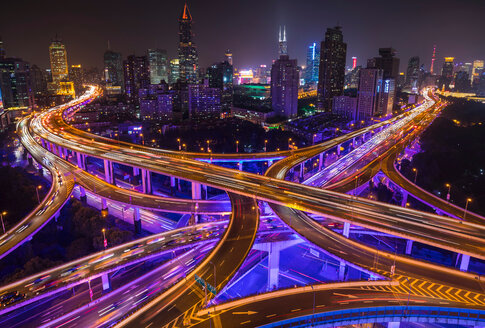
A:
278 26 287 56
430 45 436 74
178 2 199 84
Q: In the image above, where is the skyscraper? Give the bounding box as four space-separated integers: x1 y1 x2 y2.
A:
305 42 320 85
169 59 180 84
49 39 69 85
104 49 124 88
356 68 383 120
225 49 233 66
123 55 150 102
472 60 484 84
178 2 199 84
148 49 169 84
405 56 420 91
271 55 299 118
207 60 233 112
278 26 288 56
368 48 400 79
317 26 347 111
0 58 34 109
439 57 454 90
188 79 222 121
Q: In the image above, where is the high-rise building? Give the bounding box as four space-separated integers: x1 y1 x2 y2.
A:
317 26 347 111
377 78 395 117
305 42 320 85
69 65 84 95
104 49 124 88
457 62 473 76
49 38 74 96
169 58 180 84
439 57 454 90
405 56 420 92
271 54 299 118
178 2 199 84
0 58 34 109
454 71 471 92
207 60 233 111
148 49 169 84
188 79 222 120
225 49 233 66
368 48 400 79
278 26 288 56
29 64 47 96
123 55 150 102
356 68 383 120
332 95 357 119
472 60 484 83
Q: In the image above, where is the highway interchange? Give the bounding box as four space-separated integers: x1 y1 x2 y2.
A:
1 86 485 327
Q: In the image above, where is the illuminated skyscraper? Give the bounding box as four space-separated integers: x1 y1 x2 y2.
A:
178 2 199 84
123 55 150 102
317 26 347 111
49 39 69 84
225 49 233 66
439 57 454 90
305 42 320 85
148 49 169 84
104 49 124 92
278 26 288 56
405 56 420 91
356 68 383 120
169 58 180 84
472 60 484 83
0 58 34 109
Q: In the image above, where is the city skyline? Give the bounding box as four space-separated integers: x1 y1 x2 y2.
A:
1 0 484 71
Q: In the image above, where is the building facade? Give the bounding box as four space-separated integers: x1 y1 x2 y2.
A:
178 2 199 84
356 68 383 120
271 55 299 118
148 49 169 84
123 55 150 102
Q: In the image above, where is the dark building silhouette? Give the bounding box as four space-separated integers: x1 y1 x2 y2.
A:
271 55 299 118
317 26 347 111
0 57 34 109
454 71 470 92
178 2 199 84
207 60 233 112
104 49 124 88
406 56 420 91
439 57 454 91
123 55 150 102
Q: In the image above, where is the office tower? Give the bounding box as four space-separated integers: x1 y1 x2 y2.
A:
352 57 357 70
356 68 383 120
332 95 357 119
188 79 222 120
439 57 454 90
123 55 150 102
430 45 436 74
148 49 169 84
368 48 400 79
377 78 395 116
405 56 420 91
271 54 299 118
454 71 471 92
178 2 199 84
29 65 47 96
0 58 34 109
344 66 361 89
169 58 180 84
104 49 124 88
207 60 233 111
253 65 271 84
225 49 233 66
457 62 473 76
472 60 484 83
0 37 6 59
305 42 320 85
49 39 69 84
278 26 288 56
317 26 347 111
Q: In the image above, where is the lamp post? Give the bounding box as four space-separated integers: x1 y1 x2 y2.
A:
36 185 42 204
264 139 267 152
464 198 472 219
236 140 239 153
0 211 6 234
102 228 107 250
206 140 210 153
140 133 144 146
445 183 451 202
412 168 418 184
177 138 181 151
312 134 317 145
288 138 292 150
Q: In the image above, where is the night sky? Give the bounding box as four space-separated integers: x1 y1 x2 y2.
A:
1 0 484 72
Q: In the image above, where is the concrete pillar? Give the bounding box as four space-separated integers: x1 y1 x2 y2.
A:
79 186 87 203
299 162 304 179
405 240 413 255
352 137 356 148
170 176 176 188
268 243 280 290
318 153 324 170
268 160 274 167
337 143 342 156
238 162 243 171
401 191 409 207
58 145 64 158
342 222 350 238
460 254 470 272
202 185 208 200
141 169 152 194
339 261 346 281
133 207 141 234
133 167 140 177
101 198 108 211
192 182 201 200
101 273 111 291
64 147 69 159
103 159 113 184
76 152 84 169
388 322 400 328
40 139 46 148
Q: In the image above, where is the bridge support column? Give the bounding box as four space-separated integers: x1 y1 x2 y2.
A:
339 261 346 281
352 137 356 148
342 222 350 238
318 153 324 170
101 198 108 212
64 147 69 159
101 273 111 291
238 161 243 171
405 240 413 255
191 182 202 223
141 169 152 194
133 167 140 178
76 152 84 169
459 254 470 272
40 139 46 148
79 186 87 203
103 159 114 184
299 162 304 179
401 191 409 207
337 143 342 156
268 160 273 167
202 185 208 200
57 145 64 159
133 207 141 234
268 243 280 290
387 322 400 328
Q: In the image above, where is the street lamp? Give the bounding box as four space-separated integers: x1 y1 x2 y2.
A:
288 138 292 150
102 228 107 250
445 183 451 202
206 140 210 153
313 134 317 145
140 133 144 146
36 185 42 204
412 168 418 184
264 139 267 152
177 138 181 151
464 198 472 219
236 140 239 153
0 211 6 234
